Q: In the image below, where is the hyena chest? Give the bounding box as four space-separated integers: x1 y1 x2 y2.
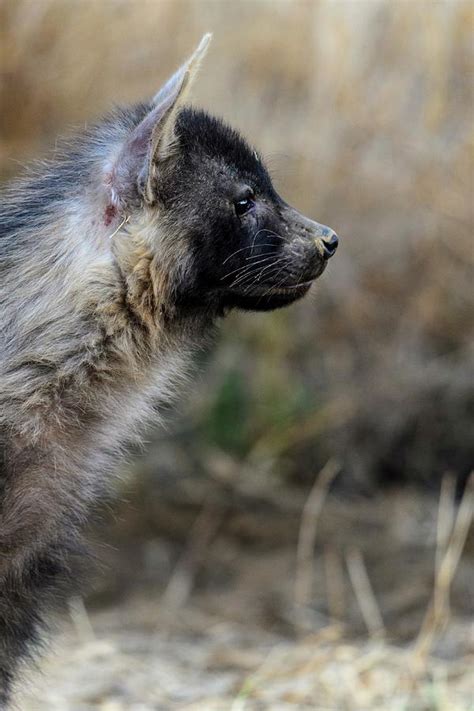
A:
93 348 193 459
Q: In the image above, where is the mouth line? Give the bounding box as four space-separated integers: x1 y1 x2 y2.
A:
221 278 315 311
264 280 313 295
230 280 314 301
223 279 314 297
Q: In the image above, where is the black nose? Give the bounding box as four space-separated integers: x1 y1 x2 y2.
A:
321 231 339 259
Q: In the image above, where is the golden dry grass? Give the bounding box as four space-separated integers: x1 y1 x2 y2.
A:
16 479 473 710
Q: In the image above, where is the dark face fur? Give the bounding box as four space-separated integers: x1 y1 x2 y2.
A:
157 108 339 314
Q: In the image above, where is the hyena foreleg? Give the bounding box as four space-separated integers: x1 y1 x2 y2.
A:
0 539 83 705
0 443 94 704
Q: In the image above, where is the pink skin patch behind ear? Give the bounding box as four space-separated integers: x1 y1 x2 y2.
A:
104 204 117 227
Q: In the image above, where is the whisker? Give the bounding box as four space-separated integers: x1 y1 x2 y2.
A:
223 259 276 284
222 242 280 265
223 254 277 282
222 228 285 267
227 266 271 289
242 269 284 296
238 256 288 293
222 228 288 292
256 256 288 281
253 228 286 242
258 263 292 300
239 258 287 293
229 262 276 289
221 251 277 277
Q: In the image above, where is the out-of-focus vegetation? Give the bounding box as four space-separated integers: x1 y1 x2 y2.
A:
1 2 473 709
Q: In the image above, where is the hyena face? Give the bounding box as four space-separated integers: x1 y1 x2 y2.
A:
105 34 338 319
152 109 339 313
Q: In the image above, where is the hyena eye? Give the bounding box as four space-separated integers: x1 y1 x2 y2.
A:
234 189 255 217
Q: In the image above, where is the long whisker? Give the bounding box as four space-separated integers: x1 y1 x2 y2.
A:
222 229 286 266
238 257 287 293
222 228 289 292
223 260 276 285
259 266 291 300
229 259 279 289
222 254 278 282
221 250 278 277
221 242 281 265
238 256 288 292
260 261 309 302
253 228 286 242
255 256 288 281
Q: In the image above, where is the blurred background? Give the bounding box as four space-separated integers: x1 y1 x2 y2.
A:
1 1 473 709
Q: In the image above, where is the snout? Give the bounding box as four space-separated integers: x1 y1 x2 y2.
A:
318 230 339 259
282 206 339 266
312 224 339 260
221 205 339 312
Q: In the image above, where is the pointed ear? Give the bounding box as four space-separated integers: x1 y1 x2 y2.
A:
107 33 211 209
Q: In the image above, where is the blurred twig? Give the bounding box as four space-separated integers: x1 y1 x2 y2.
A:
294 459 340 609
161 501 222 613
68 595 95 643
346 548 385 640
435 474 456 593
413 472 473 664
324 544 346 623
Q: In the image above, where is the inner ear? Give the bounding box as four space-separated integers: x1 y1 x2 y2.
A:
105 33 211 211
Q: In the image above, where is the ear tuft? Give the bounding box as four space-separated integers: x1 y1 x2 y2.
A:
152 33 212 108
106 33 212 210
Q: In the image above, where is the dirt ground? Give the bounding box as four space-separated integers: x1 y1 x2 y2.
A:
16 485 473 711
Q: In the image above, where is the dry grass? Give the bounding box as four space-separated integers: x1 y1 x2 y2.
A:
16 481 473 710
16 623 474 710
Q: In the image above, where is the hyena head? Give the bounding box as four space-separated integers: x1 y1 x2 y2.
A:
104 34 338 319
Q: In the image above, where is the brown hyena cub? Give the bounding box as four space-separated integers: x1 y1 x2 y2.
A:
0 35 338 702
